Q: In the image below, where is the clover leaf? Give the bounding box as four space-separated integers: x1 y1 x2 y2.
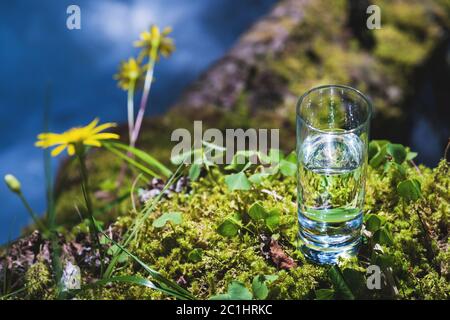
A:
152 212 183 228
247 202 281 232
188 248 203 263
225 172 251 191
217 215 241 237
210 281 253 300
397 179 422 202
386 143 407 164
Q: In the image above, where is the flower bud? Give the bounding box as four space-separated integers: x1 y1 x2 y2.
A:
4 174 21 194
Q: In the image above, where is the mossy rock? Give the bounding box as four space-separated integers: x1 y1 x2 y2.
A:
70 158 447 300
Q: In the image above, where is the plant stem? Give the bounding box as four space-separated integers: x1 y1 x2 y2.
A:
18 193 47 232
76 145 104 276
127 80 136 143
130 45 158 148
445 138 450 161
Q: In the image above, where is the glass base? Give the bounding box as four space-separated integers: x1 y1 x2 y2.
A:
298 210 362 265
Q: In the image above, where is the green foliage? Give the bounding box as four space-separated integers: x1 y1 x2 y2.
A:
315 288 334 300
225 172 251 191
386 143 407 164
397 179 422 202
328 266 355 300
248 202 281 232
210 281 253 300
152 212 183 228
252 275 278 300
187 249 203 263
217 215 241 237
104 141 172 178
7 138 450 301
188 163 201 181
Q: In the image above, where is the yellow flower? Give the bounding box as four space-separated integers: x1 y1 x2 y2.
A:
114 57 145 91
134 25 175 60
35 118 119 157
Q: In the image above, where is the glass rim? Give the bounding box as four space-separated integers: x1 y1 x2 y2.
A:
296 84 373 135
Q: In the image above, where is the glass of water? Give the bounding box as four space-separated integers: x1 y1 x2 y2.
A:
296 85 372 264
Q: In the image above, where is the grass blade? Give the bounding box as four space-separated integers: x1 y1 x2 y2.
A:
103 165 184 279
104 143 160 177
107 141 172 177
91 276 190 300
42 84 64 298
99 231 194 300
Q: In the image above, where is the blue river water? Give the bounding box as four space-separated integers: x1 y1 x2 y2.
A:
0 0 277 243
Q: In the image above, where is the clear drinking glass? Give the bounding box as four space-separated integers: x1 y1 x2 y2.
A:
296 85 372 264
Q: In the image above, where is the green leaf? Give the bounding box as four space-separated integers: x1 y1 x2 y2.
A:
265 209 281 231
397 179 422 202
373 253 395 269
369 142 388 168
152 212 183 228
217 216 241 237
328 266 355 300
251 275 278 300
264 274 279 283
188 164 201 181
406 151 418 161
384 161 406 177
171 148 195 165
268 149 284 164
248 202 267 221
252 276 269 300
210 281 253 300
342 268 366 298
224 151 257 171
106 142 172 177
365 214 383 233
187 248 203 263
279 159 297 177
368 141 379 160
209 293 231 300
104 144 160 177
94 275 159 291
99 234 109 245
387 143 407 164
225 172 251 191
248 172 270 185
98 232 195 300
107 245 128 263
374 226 394 246
285 151 297 164
228 281 253 300
315 289 334 300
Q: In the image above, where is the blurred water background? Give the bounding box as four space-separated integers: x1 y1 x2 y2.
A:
0 0 277 243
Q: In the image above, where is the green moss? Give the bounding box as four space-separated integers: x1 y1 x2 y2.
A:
373 26 430 67
24 260 53 299
62 158 449 300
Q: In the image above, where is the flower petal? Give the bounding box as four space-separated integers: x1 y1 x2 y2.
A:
51 144 67 157
91 122 117 134
85 118 100 131
90 133 120 140
83 139 102 147
67 145 75 156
